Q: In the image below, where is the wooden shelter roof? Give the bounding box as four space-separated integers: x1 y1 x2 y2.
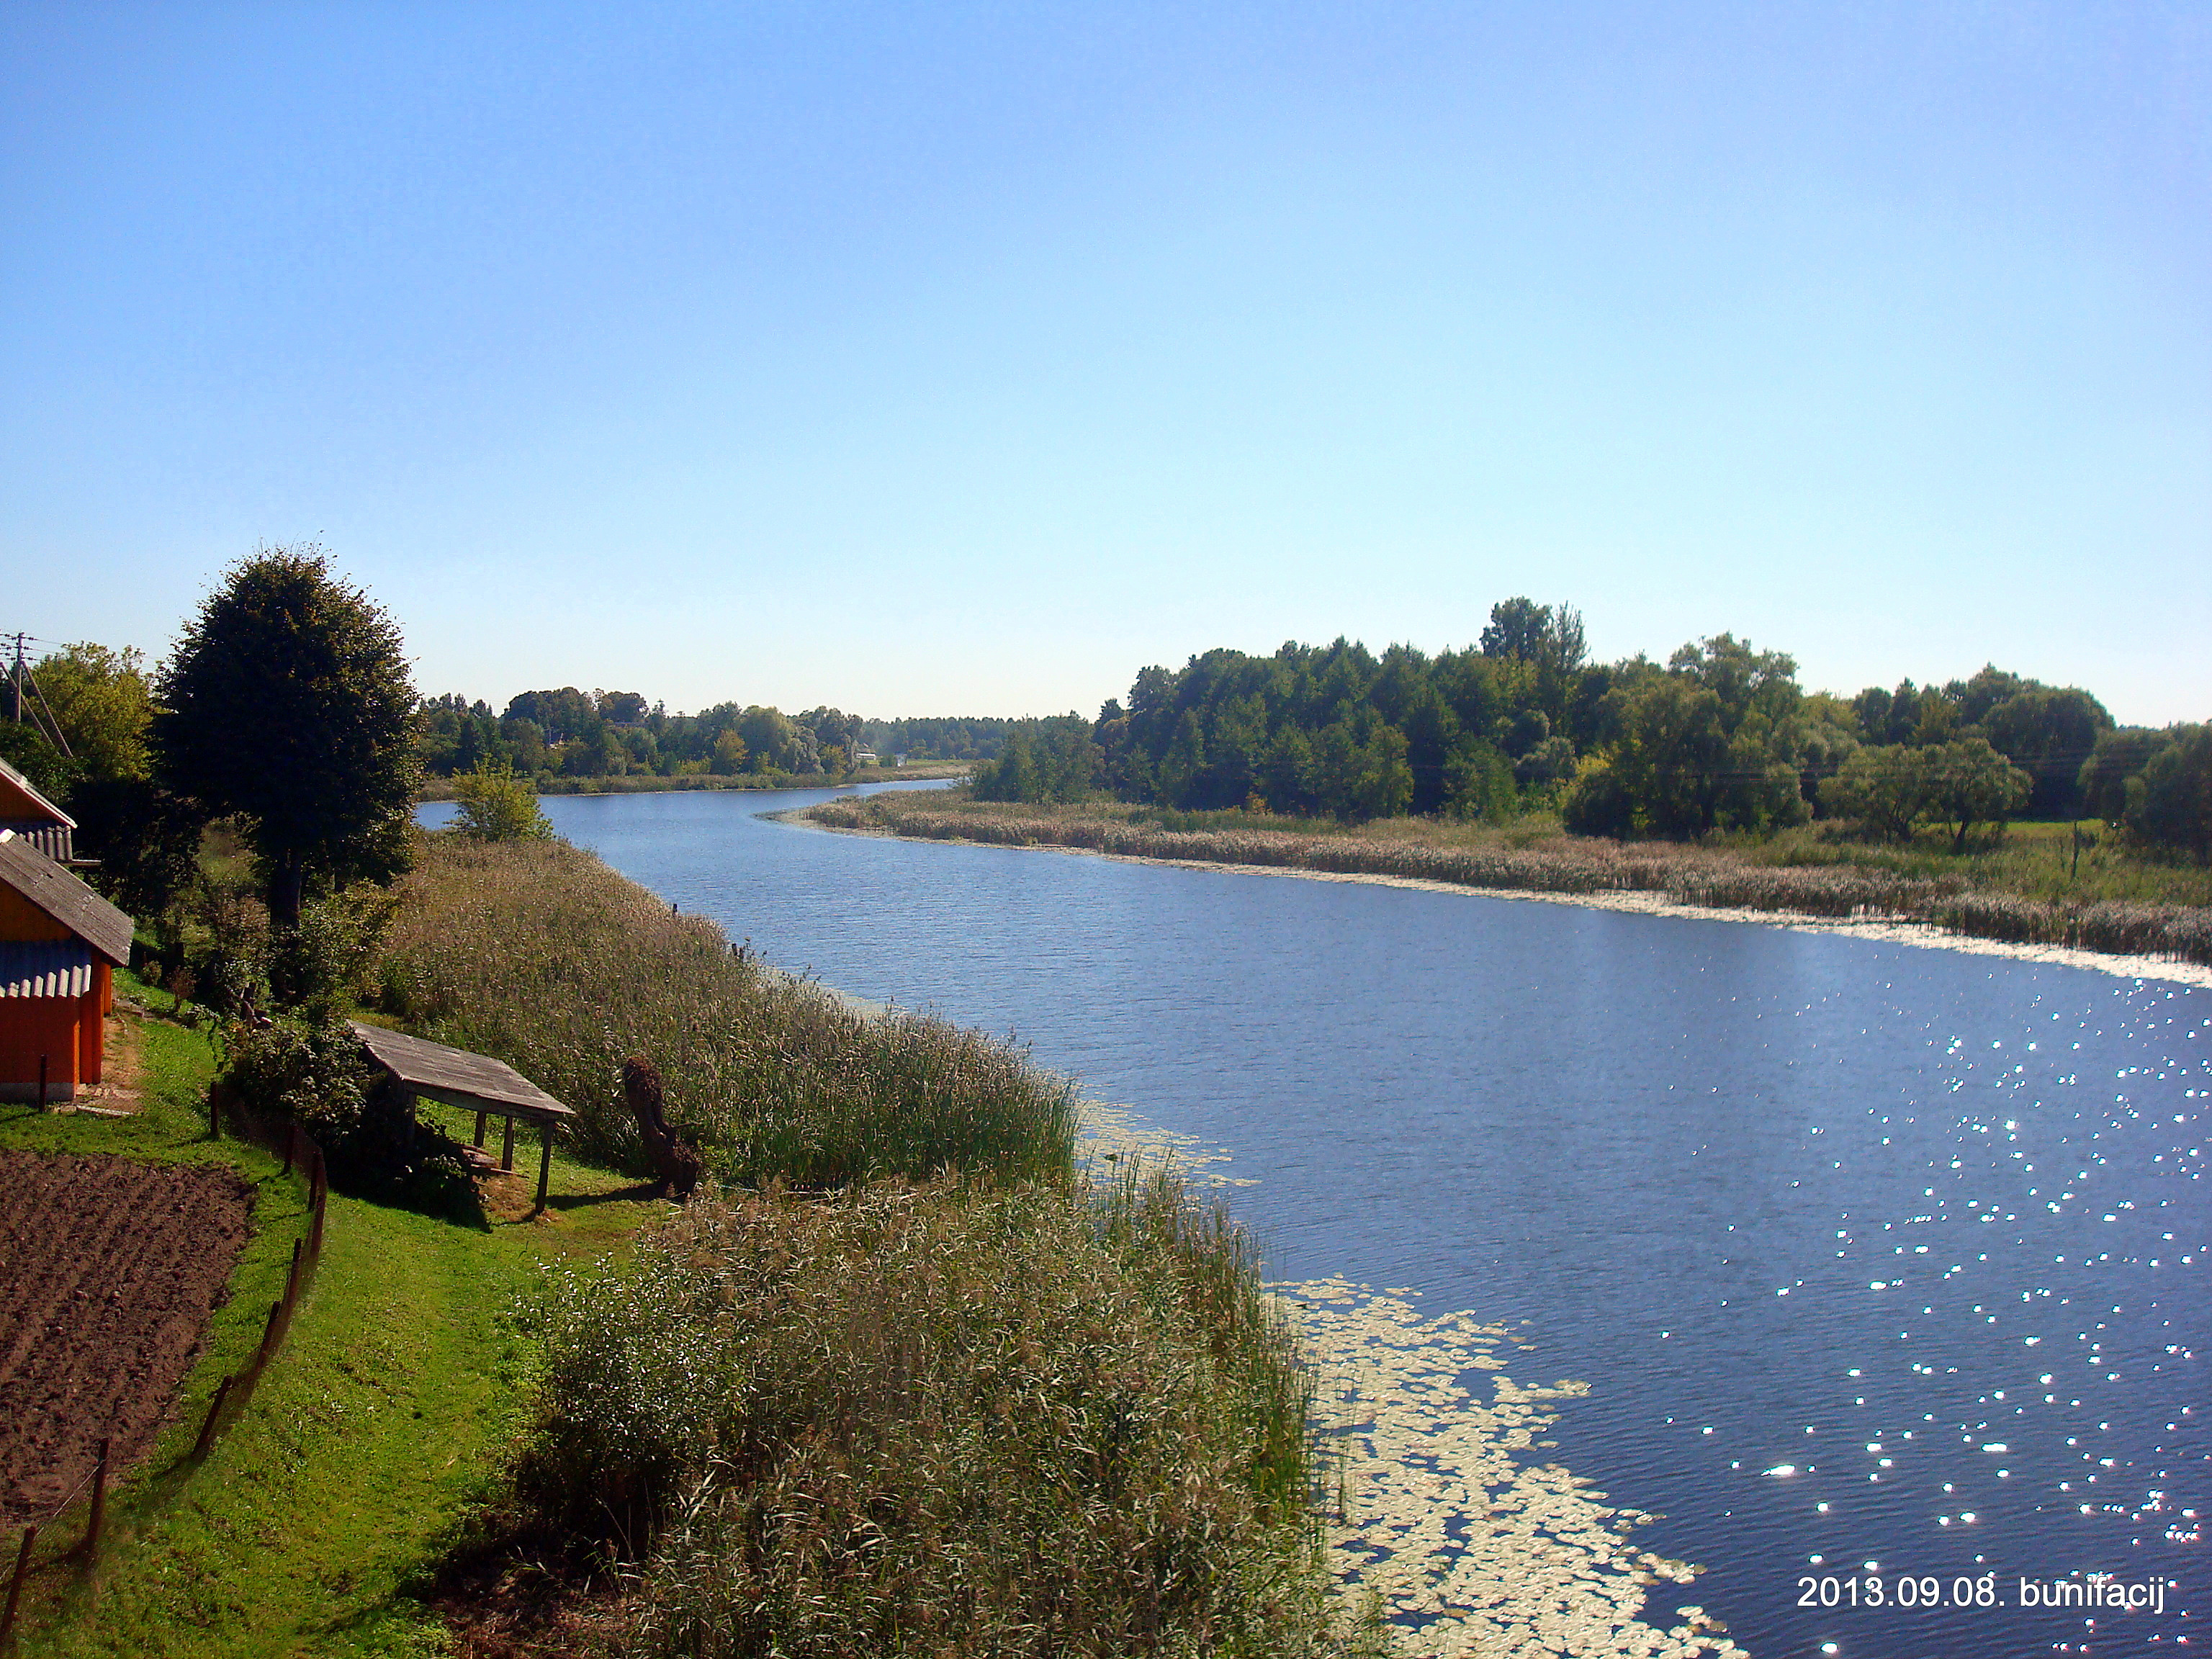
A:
0 832 131 965
349 1021 574 1122
0 756 76 830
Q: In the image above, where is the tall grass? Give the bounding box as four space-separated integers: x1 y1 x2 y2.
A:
513 1175 1357 1658
379 834 1076 1185
811 797 2212 968
386 831 1364 1651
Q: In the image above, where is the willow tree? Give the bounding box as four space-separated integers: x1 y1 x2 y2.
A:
156 547 420 927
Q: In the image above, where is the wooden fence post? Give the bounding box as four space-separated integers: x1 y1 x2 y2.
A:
82 1439 109 1558
1 1524 37 1649
192 1377 234 1460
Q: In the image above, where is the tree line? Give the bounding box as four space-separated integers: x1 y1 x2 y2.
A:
971 599 2211 860
417 692 1015 781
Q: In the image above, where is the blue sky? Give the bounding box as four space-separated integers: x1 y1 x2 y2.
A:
4 2 2206 723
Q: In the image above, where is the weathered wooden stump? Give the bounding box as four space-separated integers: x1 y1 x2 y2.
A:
621 1057 702 1200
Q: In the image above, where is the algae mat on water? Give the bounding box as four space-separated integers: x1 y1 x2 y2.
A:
1291 1279 1747 1659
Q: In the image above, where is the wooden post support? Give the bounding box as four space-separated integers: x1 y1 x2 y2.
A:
500 1113 515 1173
282 1238 302 1326
472 1109 487 1148
536 1120 553 1213
256 1300 283 1365
1 1524 38 1649
84 1438 109 1557
192 1377 234 1460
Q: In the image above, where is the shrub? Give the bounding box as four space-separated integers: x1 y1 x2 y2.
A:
513 1176 1351 1658
449 758 554 842
225 1012 467 1199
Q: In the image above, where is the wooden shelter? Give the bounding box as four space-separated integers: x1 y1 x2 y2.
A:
0 830 132 1102
0 755 77 864
348 1021 575 1208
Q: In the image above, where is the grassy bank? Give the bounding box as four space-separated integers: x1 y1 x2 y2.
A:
805 795 2212 968
415 761 967 803
2 979 671 1658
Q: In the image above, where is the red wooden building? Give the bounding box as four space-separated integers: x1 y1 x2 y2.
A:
0 830 132 1102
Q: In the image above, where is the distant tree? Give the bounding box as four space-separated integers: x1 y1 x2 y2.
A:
1577 653 1806 837
155 547 420 927
1982 687 2113 817
971 716 1099 804
1911 693 1960 747
1480 598 1552 664
450 758 552 842
2077 727 2170 825
504 688 601 745
2124 725 2212 863
595 689 649 725
0 723 72 799
1944 664 2030 727
31 642 155 782
1513 734 1578 789
1820 745 1926 840
1443 737 1518 822
1920 737 2031 853
737 706 804 773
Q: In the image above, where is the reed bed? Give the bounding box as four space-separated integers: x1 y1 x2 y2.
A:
514 1174 1365 1658
379 834 1076 1185
810 799 2212 968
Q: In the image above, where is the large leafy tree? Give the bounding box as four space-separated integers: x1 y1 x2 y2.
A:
2126 724 2212 863
1982 686 2113 817
1921 737 2032 853
155 547 420 927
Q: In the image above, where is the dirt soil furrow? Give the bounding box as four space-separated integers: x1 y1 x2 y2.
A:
0 1151 254 1524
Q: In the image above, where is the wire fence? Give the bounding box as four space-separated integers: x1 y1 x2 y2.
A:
0 1094 327 1652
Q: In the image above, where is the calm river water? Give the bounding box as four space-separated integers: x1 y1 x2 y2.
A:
426 783 2207 1656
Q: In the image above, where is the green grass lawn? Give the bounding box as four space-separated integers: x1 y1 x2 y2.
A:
5 974 670 1658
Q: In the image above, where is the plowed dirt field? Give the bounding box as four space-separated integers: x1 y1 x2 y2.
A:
0 1152 253 1523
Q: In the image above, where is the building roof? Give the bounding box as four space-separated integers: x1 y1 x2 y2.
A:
0 940 95 998
349 1021 574 1122
0 756 76 831
0 832 132 965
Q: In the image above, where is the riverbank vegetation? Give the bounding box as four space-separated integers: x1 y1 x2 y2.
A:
963 601 2209 871
385 832 1364 1656
806 793 2212 968
381 832 1079 1187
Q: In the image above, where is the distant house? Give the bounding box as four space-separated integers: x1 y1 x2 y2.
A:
0 755 76 864
853 749 878 766
0 831 132 1102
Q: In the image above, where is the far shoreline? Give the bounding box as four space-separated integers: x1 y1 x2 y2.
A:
415 763 971 803
797 813 2212 992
